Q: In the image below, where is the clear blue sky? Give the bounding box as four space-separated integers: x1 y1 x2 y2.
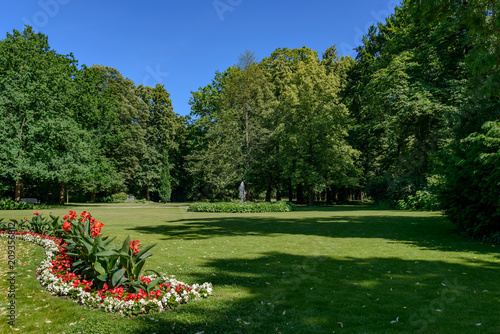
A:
0 0 399 116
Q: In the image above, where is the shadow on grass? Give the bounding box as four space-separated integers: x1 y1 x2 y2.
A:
65 207 500 333
93 253 500 334
128 207 500 256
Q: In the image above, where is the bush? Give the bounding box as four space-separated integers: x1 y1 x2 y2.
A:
0 197 50 210
187 201 295 213
439 121 500 241
396 190 440 211
0 197 34 210
111 192 128 202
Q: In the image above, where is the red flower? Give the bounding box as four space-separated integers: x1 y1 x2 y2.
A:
90 220 104 237
130 240 140 254
33 211 40 216
62 221 71 232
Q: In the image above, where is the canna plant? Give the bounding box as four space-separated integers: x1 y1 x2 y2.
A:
5 212 61 236
61 211 122 289
97 236 159 292
60 211 158 291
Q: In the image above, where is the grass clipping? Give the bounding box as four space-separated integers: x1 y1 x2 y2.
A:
187 201 295 213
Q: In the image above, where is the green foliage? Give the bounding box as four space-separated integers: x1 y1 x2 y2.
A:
23 213 60 235
62 219 120 288
158 152 172 203
396 190 441 211
187 201 294 213
111 192 128 202
114 236 159 292
59 212 157 290
0 198 51 211
367 176 427 206
0 198 33 210
439 121 500 241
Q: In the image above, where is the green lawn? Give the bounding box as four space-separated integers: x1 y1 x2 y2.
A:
1 204 499 333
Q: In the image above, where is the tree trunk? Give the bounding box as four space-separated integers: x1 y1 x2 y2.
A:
276 184 282 201
146 186 151 201
265 175 274 202
326 186 334 204
246 186 253 201
297 184 305 204
90 192 96 203
59 182 65 205
66 189 69 204
265 184 272 202
14 179 22 202
288 178 293 202
308 185 314 206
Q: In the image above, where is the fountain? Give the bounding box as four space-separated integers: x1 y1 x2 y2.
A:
239 181 246 203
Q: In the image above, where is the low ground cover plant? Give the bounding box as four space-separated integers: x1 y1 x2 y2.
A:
187 201 295 213
0 211 212 315
0 197 50 210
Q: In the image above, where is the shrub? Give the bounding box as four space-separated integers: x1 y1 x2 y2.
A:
439 121 500 241
187 201 295 213
0 197 47 210
111 192 128 202
396 190 440 211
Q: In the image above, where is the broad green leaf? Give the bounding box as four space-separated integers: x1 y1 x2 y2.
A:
96 250 119 257
111 268 126 287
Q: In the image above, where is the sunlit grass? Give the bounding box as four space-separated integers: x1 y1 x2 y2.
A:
1 204 499 333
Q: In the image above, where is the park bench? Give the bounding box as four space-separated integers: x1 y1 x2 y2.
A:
20 198 40 205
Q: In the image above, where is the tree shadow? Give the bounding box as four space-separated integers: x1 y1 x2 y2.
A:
128 207 500 256
127 253 500 333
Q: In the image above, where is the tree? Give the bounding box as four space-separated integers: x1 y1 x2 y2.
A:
158 151 172 203
344 2 474 203
440 121 500 239
134 84 182 200
0 26 78 201
263 47 359 205
82 65 149 191
188 52 276 199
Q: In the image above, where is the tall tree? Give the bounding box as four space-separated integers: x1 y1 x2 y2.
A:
188 52 276 199
134 84 182 200
83 65 149 190
158 151 172 203
263 47 359 205
0 26 78 201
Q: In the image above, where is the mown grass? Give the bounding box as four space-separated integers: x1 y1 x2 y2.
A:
1 203 499 333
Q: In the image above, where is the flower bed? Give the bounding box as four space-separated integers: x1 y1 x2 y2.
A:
187 201 295 213
0 212 212 316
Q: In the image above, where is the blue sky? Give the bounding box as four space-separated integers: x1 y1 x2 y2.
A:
0 0 399 116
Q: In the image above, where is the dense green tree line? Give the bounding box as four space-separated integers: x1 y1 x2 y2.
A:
187 0 499 238
0 27 185 203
